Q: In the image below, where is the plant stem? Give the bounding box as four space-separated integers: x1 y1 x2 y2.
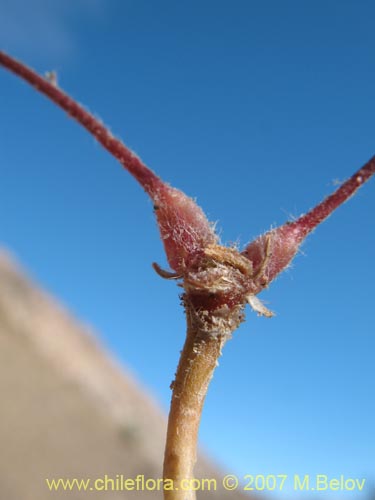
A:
0 51 217 273
2 49 374 500
288 156 375 240
0 51 161 195
163 310 228 500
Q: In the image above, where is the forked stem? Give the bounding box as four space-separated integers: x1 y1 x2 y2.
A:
1 50 374 500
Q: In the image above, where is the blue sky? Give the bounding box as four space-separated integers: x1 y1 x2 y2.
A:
1 1 374 498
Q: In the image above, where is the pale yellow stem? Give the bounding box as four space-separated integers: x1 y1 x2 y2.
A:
163 313 227 500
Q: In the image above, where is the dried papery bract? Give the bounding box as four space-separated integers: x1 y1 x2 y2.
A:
1 51 374 500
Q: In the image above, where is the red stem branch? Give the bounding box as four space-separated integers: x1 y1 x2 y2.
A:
0 50 162 196
289 156 375 241
241 156 375 285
